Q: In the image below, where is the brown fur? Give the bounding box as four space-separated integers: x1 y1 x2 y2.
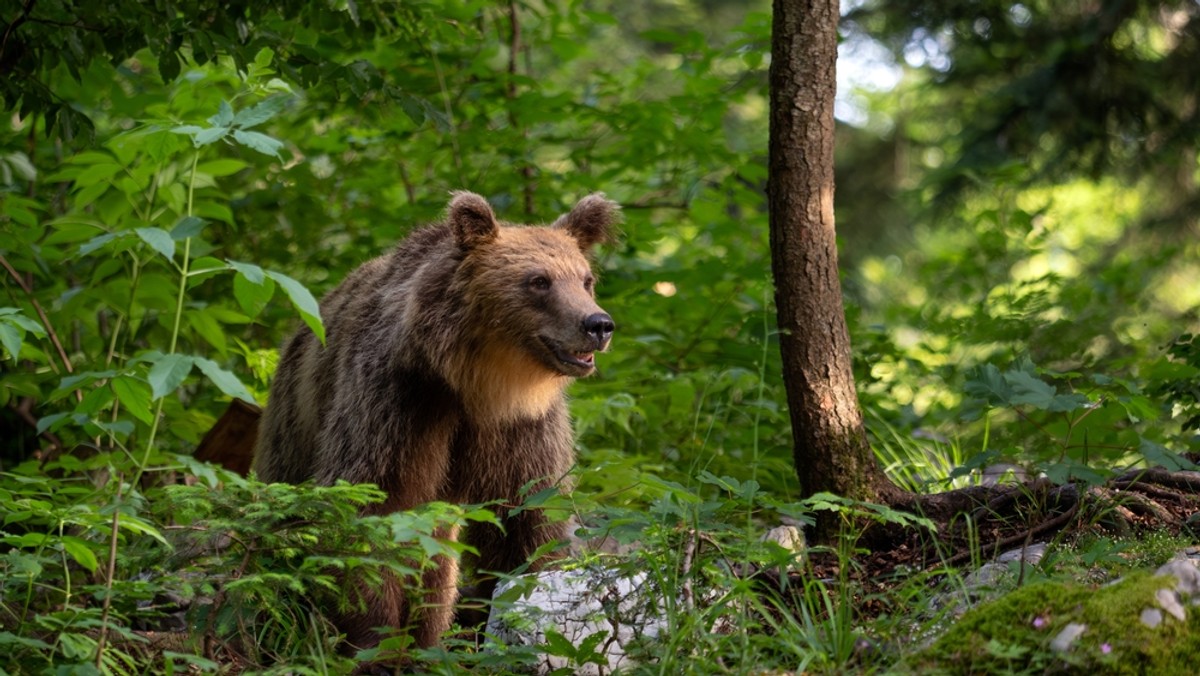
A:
254 191 619 652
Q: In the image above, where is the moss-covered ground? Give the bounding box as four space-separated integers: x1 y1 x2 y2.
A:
898 570 1200 675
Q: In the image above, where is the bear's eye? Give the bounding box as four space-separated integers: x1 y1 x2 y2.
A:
529 275 552 291
583 276 595 291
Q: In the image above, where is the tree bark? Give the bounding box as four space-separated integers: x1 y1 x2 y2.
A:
767 0 900 539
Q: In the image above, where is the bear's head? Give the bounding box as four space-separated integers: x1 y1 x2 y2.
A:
448 191 619 381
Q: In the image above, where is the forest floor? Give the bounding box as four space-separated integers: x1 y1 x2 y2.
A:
803 468 1200 624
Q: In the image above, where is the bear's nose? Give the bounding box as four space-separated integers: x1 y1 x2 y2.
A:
583 312 615 348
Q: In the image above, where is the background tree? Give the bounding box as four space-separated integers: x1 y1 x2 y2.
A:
768 0 899 536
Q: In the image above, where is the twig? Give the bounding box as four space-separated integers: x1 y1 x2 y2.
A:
0 0 36 64
942 496 1081 569
680 528 699 611
94 477 124 669
0 254 83 404
506 0 534 216
430 49 465 187
397 161 416 206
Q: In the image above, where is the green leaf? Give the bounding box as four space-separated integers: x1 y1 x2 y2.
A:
0 308 44 335
159 50 182 83
4 532 50 548
73 162 122 188
234 271 275 318
193 357 255 403
232 95 290 129
44 220 105 245
196 159 248 177
397 93 427 125
193 126 229 147
253 47 275 69
79 232 121 256
232 129 284 158
266 270 325 343
1139 439 1198 471
116 513 170 546
135 227 176 260
111 376 155 424
227 260 266 284
36 412 69 435
1043 461 1109 486
576 630 609 662
0 323 20 361
171 125 205 136
542 629 579 659
188 310 228 355
61 535 99 573
1002 370 1057 409
1003 370 1090 412
171 216 206 240
147 353 194 399
964 364 1009 403
209 100 234 127
0 631 52 651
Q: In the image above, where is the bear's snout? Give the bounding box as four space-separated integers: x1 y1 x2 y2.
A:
582 312 615 350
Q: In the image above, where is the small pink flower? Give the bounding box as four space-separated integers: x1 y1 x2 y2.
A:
1101 643 1112 655
1033 616 1047 629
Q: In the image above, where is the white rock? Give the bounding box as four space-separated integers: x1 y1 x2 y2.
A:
996 542 1046 565
1141 608 1163 629
1050 622 1086 652
486 567 664 675
1156 587 1187 621
962 563 1011 589
762 525 806 571
1157 558 1200 598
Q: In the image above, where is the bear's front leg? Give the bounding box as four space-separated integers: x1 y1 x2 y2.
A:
462 497 571 616
411 524 462 648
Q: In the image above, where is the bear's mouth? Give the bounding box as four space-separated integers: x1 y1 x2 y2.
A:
540 338 596 375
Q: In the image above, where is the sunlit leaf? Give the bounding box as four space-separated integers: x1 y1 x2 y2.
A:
266 270 325 343
134 227 175 260
196 159 248 177
193 357 255 403
0 323 21 361
231 129 284 158
61 536 100 573
147 353 194 399
79 232 121 256
171 216 206 240
232 95 291 129
209 100 234 127
227 260 266 284
111 376 155 424
1139 439 1198 472
193 126 229 147
234 271 275 318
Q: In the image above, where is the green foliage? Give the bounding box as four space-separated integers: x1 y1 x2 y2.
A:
956 357 1195 486
0 454 490 673
160 468 494 670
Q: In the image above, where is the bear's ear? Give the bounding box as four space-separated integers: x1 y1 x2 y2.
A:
448 191 499 250
553 193 621 251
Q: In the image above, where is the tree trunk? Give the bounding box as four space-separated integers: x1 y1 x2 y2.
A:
767 0 899 539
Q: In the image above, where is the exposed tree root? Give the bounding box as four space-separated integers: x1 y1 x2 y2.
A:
860 467 1200 574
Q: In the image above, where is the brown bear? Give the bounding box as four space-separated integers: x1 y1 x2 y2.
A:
253 191 618 652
